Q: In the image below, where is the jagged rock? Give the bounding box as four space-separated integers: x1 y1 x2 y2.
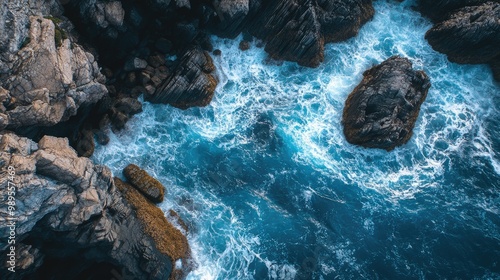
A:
246 0 374 67
317 0 374 42
1 15 106 129
0 133 191 279
0 0 62 71
146 47 218 109
416 0 491 22
213 0 250 38
342 56 431 151
123 164 166 204
425 2 500 65
248 0 325 67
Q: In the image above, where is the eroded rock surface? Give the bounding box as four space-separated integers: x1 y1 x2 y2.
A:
342 56 431 151
416 0 493 22
425 2 500 65
245 0 374 67
123 164 166 203
145 46 218 109
0 133 190 279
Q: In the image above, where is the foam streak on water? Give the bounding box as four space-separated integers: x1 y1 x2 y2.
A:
94 1 500 279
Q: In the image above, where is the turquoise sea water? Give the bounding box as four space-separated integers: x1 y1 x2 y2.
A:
94 1 500 279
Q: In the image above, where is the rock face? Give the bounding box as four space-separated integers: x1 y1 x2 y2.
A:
416 0 492 22
342 56 431 151
0 1 108 157
241 0 374 67
425 2 500 65
123 164 166 204
0 133 191 279
2 16 106 128
145 47 218 109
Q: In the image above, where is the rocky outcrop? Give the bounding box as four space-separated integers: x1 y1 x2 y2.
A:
123 164 166 203
0 1 108 157
425 2 500 65
342 56 431 151
0 133 191 279
240 0 374 67
145 47 218 109
115 178 192 279
2 16 106 128
416 0 492 22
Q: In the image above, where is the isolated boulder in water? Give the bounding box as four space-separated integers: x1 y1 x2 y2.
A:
425 2 500 65
145 47 218 109
123 164 166 203
342 56 431 151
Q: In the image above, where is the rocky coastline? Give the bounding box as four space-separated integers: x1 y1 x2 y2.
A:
0 0 498 279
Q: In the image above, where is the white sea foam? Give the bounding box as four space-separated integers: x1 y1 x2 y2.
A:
93 0 500 278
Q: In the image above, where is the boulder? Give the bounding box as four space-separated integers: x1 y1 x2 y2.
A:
425 2 500 65
0 133 191 279
123 164 166 204
145 47 218 109
342 56 431 151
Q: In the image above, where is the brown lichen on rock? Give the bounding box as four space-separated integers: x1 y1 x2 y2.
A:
123 164 166 203
114 178 192 279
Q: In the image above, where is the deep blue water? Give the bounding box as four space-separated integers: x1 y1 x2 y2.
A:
93 1 500 279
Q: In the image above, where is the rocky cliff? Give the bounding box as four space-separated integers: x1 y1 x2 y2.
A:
0 133 191 279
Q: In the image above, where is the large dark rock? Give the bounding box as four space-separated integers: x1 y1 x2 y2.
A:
211 0 374 67
145 47 218 109
123 164 166 204
425 2 500 65
0 133 191 279
416 0 493 22
249 0 325 67
342 56 431 151
317 0 374 43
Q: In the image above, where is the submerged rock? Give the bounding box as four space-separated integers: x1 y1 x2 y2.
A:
145 47 218 109
425 2 500 65
342 56 431 151
0 133 190 279
123 164 166 204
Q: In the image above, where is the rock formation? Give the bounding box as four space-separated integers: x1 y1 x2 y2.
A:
416 0 493 22
0 133 191 279
243 0 374 67
145 46 218 109
342 56 431 151
123 164 166 204
425 2 500 81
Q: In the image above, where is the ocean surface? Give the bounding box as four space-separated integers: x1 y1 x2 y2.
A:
93 1 500 279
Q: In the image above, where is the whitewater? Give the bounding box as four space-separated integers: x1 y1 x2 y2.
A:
93 0 500 279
